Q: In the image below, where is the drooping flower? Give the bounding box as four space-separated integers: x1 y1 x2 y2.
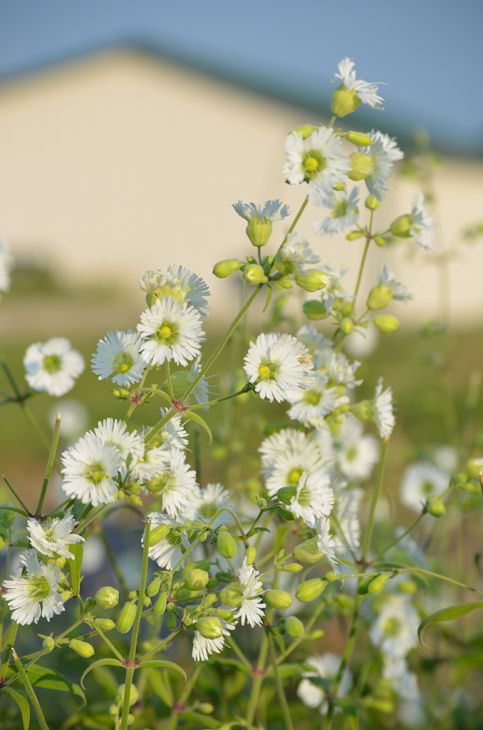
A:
145 449 200 519
0 239 13 294
3 550 65 625
314 188 359 235
244 333 314 403
139 265 210 316
24 338 84 397
260 429 326 496
409 194 434 251
276 231 320 275
359 130 403 200
61 432 122 506
287 373 342 428
27 514 84 559
400 461 448 510
232 200 290 222
191 483 232 527
93 418 145 462
373 378 395 439
369 594 420 658
192 620 235 662
333 57 384 110
284 126 349 198
333 488 363 556
315 516 340 572
378 265 412 301
91 330 147 386
235 558 265 628
297 653 352 714
146 513 184 569
137 299 205 367
289 470 334 527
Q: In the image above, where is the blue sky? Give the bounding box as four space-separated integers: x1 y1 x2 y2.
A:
0 0 482 154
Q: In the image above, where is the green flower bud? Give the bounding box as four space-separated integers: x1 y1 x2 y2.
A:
348 153 374 181
373 235 387 247
183 567 209 591
118 683 139 707
149 524 171 545
216 609 235 622
285 616 305 638
367 284 393 311
341 318 354 335
332 85 361 117
339 299 353 317
390 215 412 238
220 583 243 608
296 578 327 603
245 546 257 565
373 314 400 333
117 602 137 634
346 229 365 241
274 275 294 291
279 562 303 573
94 618 115 632
217 527 238 559
42 636 56 652
147 576 162 597
213 259 242 278
243 264 268 286
246 216 273 248
367 573 389 595
303 299 329 320
167 611 177 630
365 195 380 211
112 388 130 399
154 593 167 616
426 496 446 517
461 479 481 495
196 616 223 639
69 639 95 658
467 459 483 479
265 589 293 610
198 702 215 714
352 399 373 421
295 269 329 293
397 580 417 595
325 571 338 582
294 539 324 564
95 586 119 609
309 629 325 639
294 124 315 139
346 130 373 146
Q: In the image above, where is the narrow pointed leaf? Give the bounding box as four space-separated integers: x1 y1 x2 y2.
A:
184 410 212 444
80 658 123 690
140 659 186 681
418 601 483 646
67 542 83 596
3 687 30 730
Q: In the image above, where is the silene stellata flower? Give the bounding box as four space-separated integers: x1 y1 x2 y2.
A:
139 264 210 315
91 330 147 386
284 125 349 198
244 333 314 403
24 337 84 397
234 558 265 628
2 550 65 625
27 514 84 560
137 298 205 367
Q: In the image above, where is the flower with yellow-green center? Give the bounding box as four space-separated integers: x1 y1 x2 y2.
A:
287 373 342 427
235 558 265 628
244 333 314 403
24 337 84 397
297 653 352 715
137 298 205 367
192 619 235 662
333 57 384 111
369 594 419 658
145 449 200 519
260 428 326 497
314 188 359 235
139 265 210 315
3 550 65 625
400 461 448 511
334 416 380 481
289 470 334 527
284 126 349 198
27 514 84 560
91 330 147 386
276 230 320 276
61 432 122 506
357 130 403 200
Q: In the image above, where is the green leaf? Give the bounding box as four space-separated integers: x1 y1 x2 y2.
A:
156 390 173 406
67 542 84 596
140 659 187 682
184 410 212 444
80 658 123 690
2 687 30 729
277 662 313 678
418 601 483 646
180 711 222 728
145 667 173 706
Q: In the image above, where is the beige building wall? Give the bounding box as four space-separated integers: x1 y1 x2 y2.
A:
0 49 481 326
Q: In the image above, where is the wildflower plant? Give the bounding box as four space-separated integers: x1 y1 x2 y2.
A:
0 58 482 730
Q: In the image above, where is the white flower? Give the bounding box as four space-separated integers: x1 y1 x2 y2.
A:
93 418 145 462
360 130 403 200
145 449 200 519
61 432 121 506
191 483 231 526
24 338 84 397
155 409 189 451
334 58 384 109
378 265 412 301
284 126 349 198
244 333 314 403
0 239 13 294
233 199 289 222
139 264 210 316
235 558 265 627
287 373 342 428
314 188 359 235
289 470 334 527
409 194 434 251
260 429 325 497
334 416 380 480
277 230 320 274
400 461 448 510
369 594 419 658
27 514 84 559
297 325 331 355
344 323 379 360
315 517 340 573
2 550 64 625
137 299 204 367
316 347 361 391
192 621 235 662
146 513 184 569
297 653 352 714
130 439 170 484
334 488 363 555
374 378 395 439
91 330 147 386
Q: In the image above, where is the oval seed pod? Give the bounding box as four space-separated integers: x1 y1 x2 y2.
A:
117 602 137 634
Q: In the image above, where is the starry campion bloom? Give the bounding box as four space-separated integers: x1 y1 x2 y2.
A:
139 265 210 316
360 130 403 200
192 620 235 662
27 514 84 560
0 239 13 294
297 653 352 714
145 449 200 519
314 187 359 235
24 337 84 397
333 488 363 557
315 516 340 573
333 57 384 109
374 378 395 439
61 432 122 506
91 330 147 386
3 550 64 625
232 199 290 223
289 470 334 527
284 126 350 198
334 416 380 481
378 265 412 301
191 483 232 526
244 333 314 403
409 193 435 251
137 298 205 367
93 418 145 464
400 461 448 510
277 230 321 275
287 373 341 428
235 558 265 628
146 513 184 570
260 429 325 496
369 594 420 659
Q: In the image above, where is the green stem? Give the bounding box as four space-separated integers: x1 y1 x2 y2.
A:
12 649 49 730
188 383 252 410
120 520 151 730
227 637 252 671
21 401 52 452
166 665 202 730
268 634 294 730
361 438 389 561
372 510 425 563
246 633 268 728
352 237 371 314
100 531 130 599
0 621 18 681
2 475 31 516
35 414 61 514
88 619 125 663
125 366 151 422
